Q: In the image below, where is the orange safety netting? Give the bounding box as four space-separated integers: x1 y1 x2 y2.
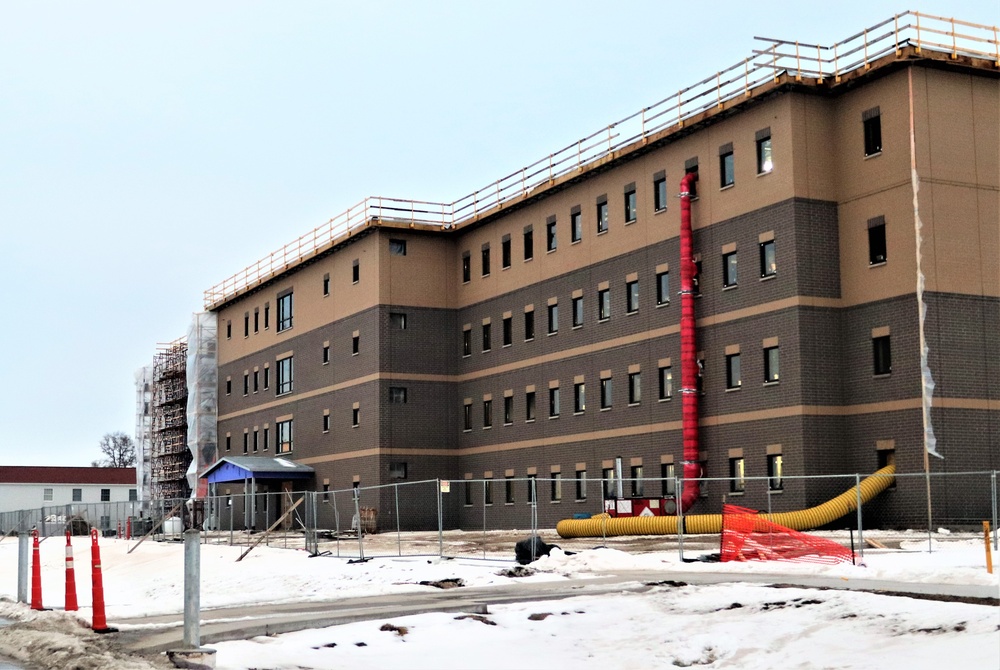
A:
720 504 855 565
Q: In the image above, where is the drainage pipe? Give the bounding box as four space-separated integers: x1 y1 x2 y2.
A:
678 171 701 513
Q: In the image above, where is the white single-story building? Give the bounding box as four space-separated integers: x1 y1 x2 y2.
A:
0 466 137 513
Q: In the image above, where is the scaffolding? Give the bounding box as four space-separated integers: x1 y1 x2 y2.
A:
133 365 154 501
151 338 191 500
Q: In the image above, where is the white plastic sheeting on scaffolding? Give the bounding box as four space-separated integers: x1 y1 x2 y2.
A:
133 365 154 501
186 311 219 498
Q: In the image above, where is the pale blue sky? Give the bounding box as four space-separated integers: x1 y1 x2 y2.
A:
1 2 995 467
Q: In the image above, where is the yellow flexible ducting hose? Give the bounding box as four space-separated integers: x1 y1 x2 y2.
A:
555 464 895 538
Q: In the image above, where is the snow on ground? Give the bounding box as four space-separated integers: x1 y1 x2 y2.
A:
0 531 997 669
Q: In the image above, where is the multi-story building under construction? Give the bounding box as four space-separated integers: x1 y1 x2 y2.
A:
198 12 997 530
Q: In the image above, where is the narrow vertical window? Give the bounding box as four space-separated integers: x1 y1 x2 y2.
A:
484 478 493 505
352 333 360 354
506 476 515 504
322 274 330 297
482 323 491 352
546 216 557 251
462 328 471 357
483 399 492 428
547 303 558 335
726 353 741 389
873 335 892 375
596 197 609 233
276 419 293 454
243 431 249 455
764 347 780 383
525 390 536 421
598 288 611 320
656 271 670 305
868 216 887 265
576 470 587 500
322 414 329 433
760 240 777 277
658 365 672 400
253 369 259 393
549 386 560 418
719 143 734 187
572 296 584 328
863 106 882 156
603 468 616 499
226 320 232 339
277 356 294 395
623 183 637 223
684 159 699 198
661 463 676 496
523 226 534 260
263 303 269 329
570 207 582 243
244 313 250 337
501 235 511 269
463 402 472 431
630 465 644 497
462 252 471 283
322 344 330 365
768 454 783 491
263 425 269 449
254 308 260 333
628 372 641 404
352 259 360 283
502 316 512 346
524 308 535 341
729 457 746 493
756 128 773 174
263 366 270 390
551 473 562 502
600 377 612 409
277 291 293 332
352 407 360 427
503 395 513 425
481 244 490 276
574 382 585 413
527 474 537 503
723 251 738 288
653 171 667 211
626 280 639 314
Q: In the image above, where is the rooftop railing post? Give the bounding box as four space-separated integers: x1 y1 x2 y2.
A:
744 58 750 95
894 13 901 54
864 28 870 69
916 12 922 52
795 41 801 80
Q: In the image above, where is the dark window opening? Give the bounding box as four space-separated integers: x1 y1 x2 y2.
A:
600 378 612 409
626 280 639 314
720 148 735 188
277 292 293 332
277 357 294 395
524 227 534 260
352 261 360 283
546 219 557 251
723 251 738 287
863 108 882 156
526 391 536 421
630 465 644 497
463 403 472 431
483 399 492 428
390 312 407 329
504 395 513 425
389 239 407 256
729 457 745 493
547 304 558 335
760 240 776 277
764 347 780 383
659 366 672 400
462 253 471 283
482 323 492 352
576 470 587 500
502 316 512 346
524 309 535 341
571 210 582 242
873 335 892 375
768 454 783 491
628 372 641 404
462 329 471 357
389 386 408 403
549 386 560 417
726 353 741 389
596 200 609 233
661 463 676 496
598 288 610 320
481 245 490 276
624 189 637 222
572 296 584 328
654 177 667 211
868 218 887 264
502 237 511 269
574 382 585 413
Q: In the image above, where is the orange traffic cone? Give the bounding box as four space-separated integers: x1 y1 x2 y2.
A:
64 530 78 611
30 529 43 610
90 528 115 633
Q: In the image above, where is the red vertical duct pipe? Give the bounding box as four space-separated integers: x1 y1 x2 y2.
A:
678 171 701 512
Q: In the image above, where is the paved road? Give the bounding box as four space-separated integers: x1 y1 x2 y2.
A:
115 570 998 653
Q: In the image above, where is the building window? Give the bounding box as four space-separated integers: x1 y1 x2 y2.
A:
768 454 783 491
505 476 515 504
129 489 137 502
244 312 250 337
661 463 676 496
764 347 780 383
549 386 560 418
253 428 260 452
100 488 110 502
729 457 746 493
263 426 269 449
726 353 741 389
464 481 473 506
463 402 472 431
697 357 705 395
254 309 260 333
322 345 330 365
863 106 882 157
654 175 667 211
624 186 637 223
352 260 360 283
389 461 407 480
322 274 330 297
571 209 582 243
723 251 738 288
574 382 585 413
483 399 493 428
502 236 511 269
72 488 82 502
551 473 562 502
389 239 407 256
756 128 773 174
628 372 641 404
600 378 612 409
462 253 471 283
352 407 360 427
576 470 587 500
263 367 270 390
873 335 892 375
596 199 609 233
524 309 535 341
352 334 360 354
693 259 702 296
572 296 584 328
277 292 293 332
43 488 53 502
868 216 887 264
225 378 232 395
523 226 534 260
603 468 616 499
656 271 670 305
462 329 471 357
526 390 536 421
225 434 231 451
760 240 776 277
547 303 558 335
277 419 293 454
253 370 259 393
502 316 512 346
390 312 407 329
226 320 232 339
598 288 610 320
484 478 493 505
659 365 673 400
389 386 408 403
626 280 639 314
243 431 249 453
546 218 557 251
631 465 644 497
482 323 492 352
277 356 293 395
527 474 537 503
719 143 735 187
322 414 330 433
481 245 491 276
243 373 249 396
504 396 513 425
685 160 699 197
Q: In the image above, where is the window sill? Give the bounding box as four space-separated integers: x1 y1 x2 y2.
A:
757 169 773 177
550 500 561 504
547 248 557 254
869 261 887 268
725 387 742 393
502 265 511 271
864 151 883 160
483 426 492 430
462 280 470 285
524 257 533 263
624 219 636 226
626 310 638 316
464 504 473 508
276 391 292 398
549 415 560 420
482 349 491 354
873 373 892 379
723 284 738 291
768 489 784 495
628 402 640 407
600 407 612 412
720 184 735 191
571 239 582 245
729 491 745 496
763 380 780 387
659 397 672 402
322 362 329 366
760 274 777 282
573 411 584 416
352 352 359 357
525 419 536 424
598 317 610 324
597 229 608 236
505 503 515 507
482 274 490 279
572 325 583 330
463 429 471 433
502 343 512 348
656 301 670 308
547 332 558 337
525 338 535 343
654 207 667 215
503 422 513 427
462 354 471 359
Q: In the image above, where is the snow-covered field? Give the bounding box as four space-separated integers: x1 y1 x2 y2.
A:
0 531 997 669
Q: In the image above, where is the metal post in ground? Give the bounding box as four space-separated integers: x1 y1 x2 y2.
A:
353 487 364 561
482 481 487 560
166 528 216 668
17 532 29 603
992 471 998 551
530 477 538 562
437 480 444 559
855 474 865 564
677 476 685 562
395 484 401 558
228 496 233 547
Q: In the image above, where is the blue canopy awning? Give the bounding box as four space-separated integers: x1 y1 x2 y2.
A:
201 456 315 484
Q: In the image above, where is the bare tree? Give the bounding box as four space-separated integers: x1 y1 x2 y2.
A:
95 431 136 468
